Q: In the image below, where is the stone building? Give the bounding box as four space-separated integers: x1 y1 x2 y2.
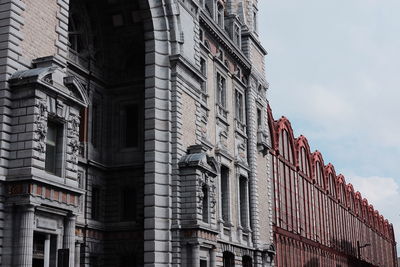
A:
0 0 274 266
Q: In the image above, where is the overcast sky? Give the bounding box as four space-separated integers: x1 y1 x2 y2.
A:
259 0 400 254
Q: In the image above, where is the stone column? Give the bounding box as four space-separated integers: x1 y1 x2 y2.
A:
16 205 35 267
210 247 216 267
64 214 76 267
74 242 81 267
44 234 51 267
191 243 200 267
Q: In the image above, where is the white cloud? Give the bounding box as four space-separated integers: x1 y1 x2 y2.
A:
347 175 399 204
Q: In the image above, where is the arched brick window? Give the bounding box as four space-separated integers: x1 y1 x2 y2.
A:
299 147 311 177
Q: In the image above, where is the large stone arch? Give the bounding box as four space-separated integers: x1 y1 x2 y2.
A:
139 1 175 266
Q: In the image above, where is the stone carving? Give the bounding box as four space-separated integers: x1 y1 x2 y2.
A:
68 114 81 162
69 138 80 163
35 99 48 153
197 172 217 214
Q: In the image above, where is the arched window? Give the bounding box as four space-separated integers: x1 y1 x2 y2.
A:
299 147 311 177
328 174 336 197
279 130 294 163
314 161 324 187
348 191 355 212
223 251 235 267
340 183 346 205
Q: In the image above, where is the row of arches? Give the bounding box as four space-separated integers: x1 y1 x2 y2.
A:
267 106 397 266
267 106 395 239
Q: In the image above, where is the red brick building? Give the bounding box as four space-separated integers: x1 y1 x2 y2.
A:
267 106 398 267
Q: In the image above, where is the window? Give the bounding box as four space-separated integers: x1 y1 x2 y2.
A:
45 121 63 176
91 186 100 220
223 252 235 267
68 14 84 53
199 28 204 42
220 165 230 222
235 90 244 123
202 185 209 222
217 73 226 108
91 104 98 147
242 256 252 267
200 58 207 93
233 24 241 47
79 108 87 143
200 259 208 267
257 108 262 129
122 104 139 148
315 161 324 187
217 2 224 27
253 10 258 33
239 176 249 228
122 187 137 221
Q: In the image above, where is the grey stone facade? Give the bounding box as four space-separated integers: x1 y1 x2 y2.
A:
0 0 274 266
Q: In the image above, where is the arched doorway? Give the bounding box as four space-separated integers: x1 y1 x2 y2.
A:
66 0 172 265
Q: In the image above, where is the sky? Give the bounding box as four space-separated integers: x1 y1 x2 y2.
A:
258 0 400 254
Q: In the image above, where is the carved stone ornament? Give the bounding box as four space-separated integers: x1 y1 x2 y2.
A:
35 99 48 153
69 114 80 136
68 113 81 162
69 138 80 163
197 172 217 213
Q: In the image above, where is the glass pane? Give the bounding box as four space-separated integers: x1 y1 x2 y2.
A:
45 144 56 173
46 122 57 146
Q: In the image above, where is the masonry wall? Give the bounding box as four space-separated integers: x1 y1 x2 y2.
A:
20 0 58 61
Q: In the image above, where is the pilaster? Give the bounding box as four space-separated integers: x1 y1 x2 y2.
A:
64 214 76 267
16 205 35 267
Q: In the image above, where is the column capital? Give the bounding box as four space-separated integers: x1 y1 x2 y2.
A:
21 204 36 213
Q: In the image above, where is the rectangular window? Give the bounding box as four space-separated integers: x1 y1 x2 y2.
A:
217 73 226 108
257 108 262 128
123 104 139 148
217 3 224 27
202 185 209 223
239 176 249 228
234 24 241 47
200 259 207 267
200 58 207 93
45 121 63 176
121 187 137 221
235 90 244 122
91 186 100 220
79 108 87 143
220 165 230 222
91 104 98 147
253 10 258 33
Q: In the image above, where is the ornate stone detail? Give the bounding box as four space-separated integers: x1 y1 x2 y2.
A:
197 172 217 214
35 99 48 153
69 139 80 163
68 114 80 163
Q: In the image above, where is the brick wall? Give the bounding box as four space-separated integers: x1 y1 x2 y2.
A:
20 0 58 61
